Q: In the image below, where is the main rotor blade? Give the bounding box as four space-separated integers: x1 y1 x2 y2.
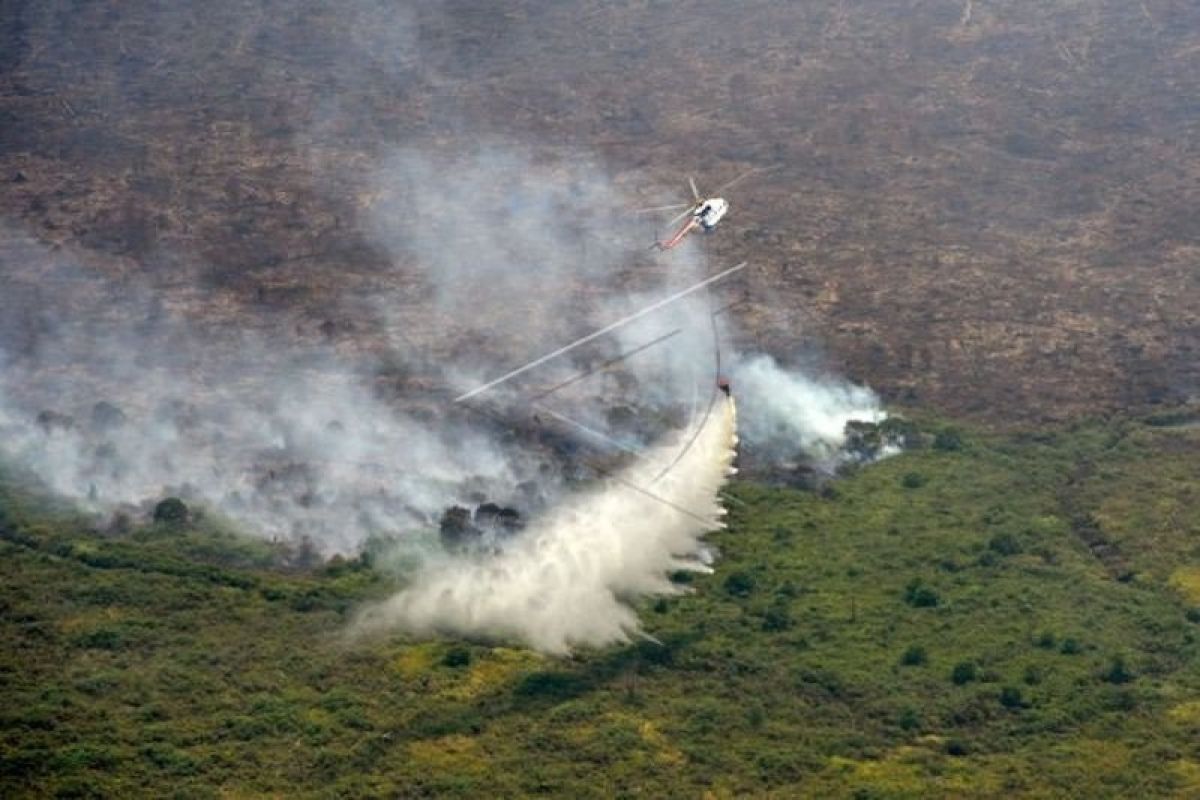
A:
633 202 691 214
688 176 701 202
453 261 748 402
714 165 779 195
666 206 696 227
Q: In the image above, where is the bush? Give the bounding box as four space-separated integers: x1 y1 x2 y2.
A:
904 579 940 608
988 532 1022 556
945 739 970 757
901 472 927 489
514 671 588 701
724 571 756 597
951 661 977 685
139 744 198 776
1035 630 1057 649
999 686 1025 709
442 646 471 668
1060 638 1083 655
1102 656 1134 684
933 429 964 451
762 604 792 632
900 645 927 666
52 745 119 771
73 628 126 651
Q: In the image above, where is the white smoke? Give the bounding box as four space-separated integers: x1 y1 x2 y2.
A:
0 227 548 556
732 352 886 465
355 398 739 654
361 142 710 400
0 138 890 652
0 363 527 555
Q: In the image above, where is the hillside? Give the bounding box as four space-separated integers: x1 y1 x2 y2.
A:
2 0 1198 423
3 411 1199 798
3 1 1200 796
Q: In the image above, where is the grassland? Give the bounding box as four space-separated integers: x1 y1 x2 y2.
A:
2 411 1199 798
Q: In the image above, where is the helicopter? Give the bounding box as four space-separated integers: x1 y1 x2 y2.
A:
637 168 771 250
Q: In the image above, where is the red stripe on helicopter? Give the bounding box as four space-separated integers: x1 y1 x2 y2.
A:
659 218 698 250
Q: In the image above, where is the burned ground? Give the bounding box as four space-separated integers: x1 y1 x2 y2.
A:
1 0 1198 423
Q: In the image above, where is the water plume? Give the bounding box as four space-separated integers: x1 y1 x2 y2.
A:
354 397 739 654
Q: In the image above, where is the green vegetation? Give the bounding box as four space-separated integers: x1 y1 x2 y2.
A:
2 414 1200 797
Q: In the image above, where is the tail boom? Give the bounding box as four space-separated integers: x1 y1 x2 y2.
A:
657 218 699 250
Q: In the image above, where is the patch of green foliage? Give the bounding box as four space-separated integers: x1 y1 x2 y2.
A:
2 413 1200 797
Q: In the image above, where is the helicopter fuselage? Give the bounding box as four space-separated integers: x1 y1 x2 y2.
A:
696 197 729 230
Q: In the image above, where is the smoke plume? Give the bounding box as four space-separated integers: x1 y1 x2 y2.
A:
0 140 887 651
732 353 887 466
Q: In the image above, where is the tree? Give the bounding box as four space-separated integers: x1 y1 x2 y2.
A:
439 506 480 551
152 497 189 526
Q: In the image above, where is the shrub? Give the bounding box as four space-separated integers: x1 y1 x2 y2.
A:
52 745 119 771
901 472 926 489
999 686 1025 709
951 661 977 685
514 671 587 701
762 604 792 632
73 628 125 651
1060 638 1083 655
1108 688 1138 712
1102 656 1134 684
1035 630 1057 649
988 532 1022 556
897 707 920 731
904 579 940 608
945 739 970 757
139 744 197 776
900 645 927 666
724 571 756 597
933 429 964 451
795 668 846 699
442 646 471 668
746 706 766 729
323 554 349 577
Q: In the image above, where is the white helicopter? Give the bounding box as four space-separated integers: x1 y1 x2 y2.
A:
638 169 769 250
